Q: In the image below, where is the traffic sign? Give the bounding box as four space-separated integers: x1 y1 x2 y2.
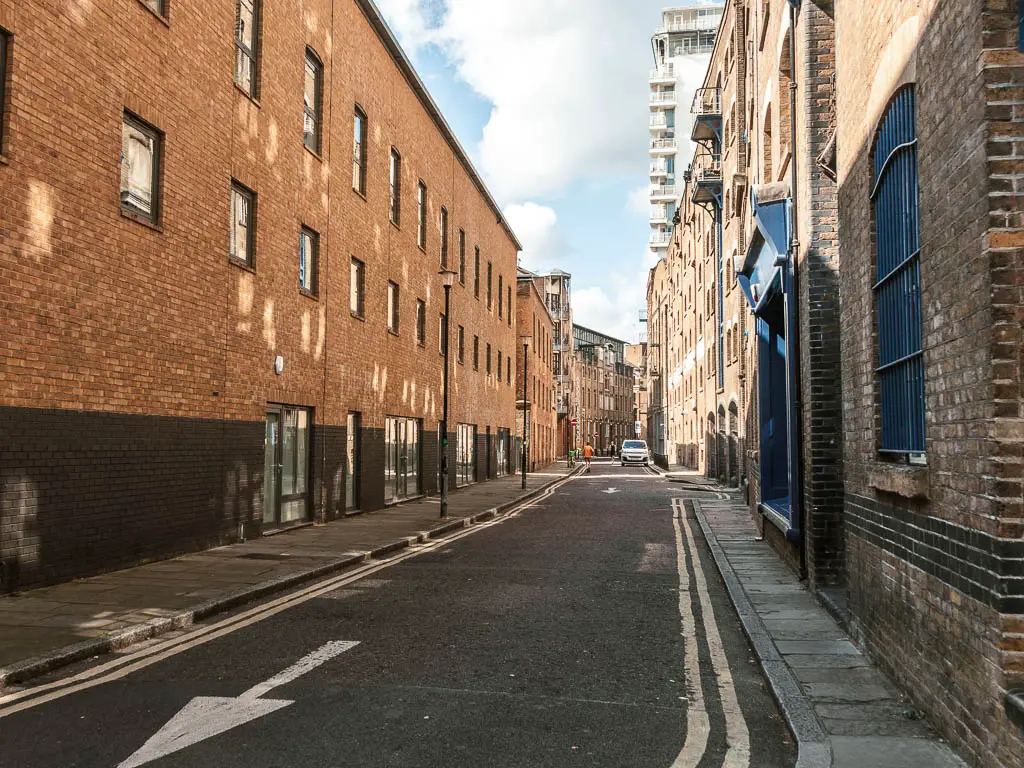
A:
570 418 577 426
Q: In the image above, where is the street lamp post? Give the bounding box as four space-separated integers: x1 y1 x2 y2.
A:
439 268 458 518
520 335 531 489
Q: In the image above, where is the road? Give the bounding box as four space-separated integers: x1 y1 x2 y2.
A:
0 460 795 767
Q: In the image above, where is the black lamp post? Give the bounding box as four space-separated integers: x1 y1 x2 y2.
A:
520 335 531 489
439 268 457 518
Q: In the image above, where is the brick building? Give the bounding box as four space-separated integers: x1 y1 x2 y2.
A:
573 325 634 454
515 273 557 470
624 342 648 443
835 1 1024 763
0 0 519 591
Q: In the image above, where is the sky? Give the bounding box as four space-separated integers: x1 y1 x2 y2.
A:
374 0 716 343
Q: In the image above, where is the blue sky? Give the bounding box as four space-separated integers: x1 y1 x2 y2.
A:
373 0 717 342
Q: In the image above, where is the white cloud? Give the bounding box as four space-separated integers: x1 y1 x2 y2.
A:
503 202 566 272
626 184 651 217
373 0 434 54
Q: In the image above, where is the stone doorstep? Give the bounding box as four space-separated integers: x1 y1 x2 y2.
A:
0 466 577 692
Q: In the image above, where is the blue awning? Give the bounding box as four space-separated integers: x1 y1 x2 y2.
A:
739 182 791 314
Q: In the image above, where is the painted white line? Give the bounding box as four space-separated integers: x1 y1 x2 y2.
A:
674 498 751 767
0 476 576 717
117 641 359 767
671 501 710 768
602 487 621 494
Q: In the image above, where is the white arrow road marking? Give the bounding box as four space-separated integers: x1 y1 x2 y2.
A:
117 640 359 768
672 498 750 767
602 487 621 494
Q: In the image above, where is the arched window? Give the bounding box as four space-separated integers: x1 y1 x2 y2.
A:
872 86 924 454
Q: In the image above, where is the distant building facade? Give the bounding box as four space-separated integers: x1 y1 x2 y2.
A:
624 343 649 443
573 326 634 453
516 275 557 470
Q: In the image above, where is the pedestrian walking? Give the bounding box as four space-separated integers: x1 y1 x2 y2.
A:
583 442 594 473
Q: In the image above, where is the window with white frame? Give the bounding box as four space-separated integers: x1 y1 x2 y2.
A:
440 207 449 268
350 257 365 317
352 106 367 194
417 181 427 249
120 113 161 222
389 148 401 225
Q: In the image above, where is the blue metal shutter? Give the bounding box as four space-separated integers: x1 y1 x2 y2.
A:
871 87 925 453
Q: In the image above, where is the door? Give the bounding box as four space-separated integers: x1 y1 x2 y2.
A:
263 406 312 529
345 412 360 511
386 416 421 503
757 299 790 510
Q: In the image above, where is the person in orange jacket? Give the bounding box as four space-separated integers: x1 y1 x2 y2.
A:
582 442 594 472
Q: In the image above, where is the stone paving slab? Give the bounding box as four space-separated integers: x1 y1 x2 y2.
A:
0 464 573 685
691 496 966 768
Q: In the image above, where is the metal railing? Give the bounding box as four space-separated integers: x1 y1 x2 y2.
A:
649 91 677 106
650 161 669 175
654 15 722 35
650 206 669 223
649 115 669 129
650 184 677 198
692 153 722 184
691 87 721 116
650 138 677 152
649 64 676 80
650 232 672 247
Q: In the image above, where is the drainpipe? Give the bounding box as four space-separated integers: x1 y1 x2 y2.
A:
785 0 807 574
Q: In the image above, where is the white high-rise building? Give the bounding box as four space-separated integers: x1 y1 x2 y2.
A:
648 3 723 257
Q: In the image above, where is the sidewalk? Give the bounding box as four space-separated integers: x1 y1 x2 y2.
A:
0 464 575 690
691 494 966 768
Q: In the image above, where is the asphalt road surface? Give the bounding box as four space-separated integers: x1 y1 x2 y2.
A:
0 459 796 767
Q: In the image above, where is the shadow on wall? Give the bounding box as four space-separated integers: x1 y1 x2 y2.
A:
0 408 264 593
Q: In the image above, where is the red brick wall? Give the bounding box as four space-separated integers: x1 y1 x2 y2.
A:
516 279 556 468
0 0 518 587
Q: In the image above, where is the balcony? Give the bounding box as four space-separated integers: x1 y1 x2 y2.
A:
649 206 669 225
691 153 722 206
649 90 677 109
649 64 676 84
649 114 669 133
649 160 670 180
650 231 672 248
649 184 677 201
691 87 722 144
650 137 677 156
655 15 722 35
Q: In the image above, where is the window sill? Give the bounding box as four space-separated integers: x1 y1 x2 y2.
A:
299 288 319 301
137 0 171 26
387 329 399 337
228 257 256 274
120 207 163 232
0 154 9 166
304 144 323 162
418 245 427 254
352 188 367 202
390 219 401 230
869 462 929 500
234 83 260 107
350 311 365 322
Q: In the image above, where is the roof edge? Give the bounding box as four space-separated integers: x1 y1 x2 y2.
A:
356 0 523 252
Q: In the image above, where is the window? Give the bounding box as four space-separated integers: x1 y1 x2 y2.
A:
439 313 447 355
352 107 367 194
300 227 318 295
457 326 465 364
456 423 476 487
458 230 466 284
0 29 7 152
507 286 512 326
142 0 166 16
473 335 479 370
498 276 504 318
487 262 493 309
303 49 322 153
387 281 399 334
873 86 925 455
350 257 365 317
486 343 492 375
440 207 449 268
389 149 401 225
345 412 360 511
497 351 503 380
120 112 161 223
507 355 512 384
415 300 426 345
417 181 427 249
235 0 260 97
230 182 255 265
474 247 480 298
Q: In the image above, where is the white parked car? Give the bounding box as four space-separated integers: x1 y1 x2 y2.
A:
620 439 650 466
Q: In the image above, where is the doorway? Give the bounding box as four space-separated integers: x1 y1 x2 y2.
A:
263 405 312 530
757 295 790 517
385 416 421 503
